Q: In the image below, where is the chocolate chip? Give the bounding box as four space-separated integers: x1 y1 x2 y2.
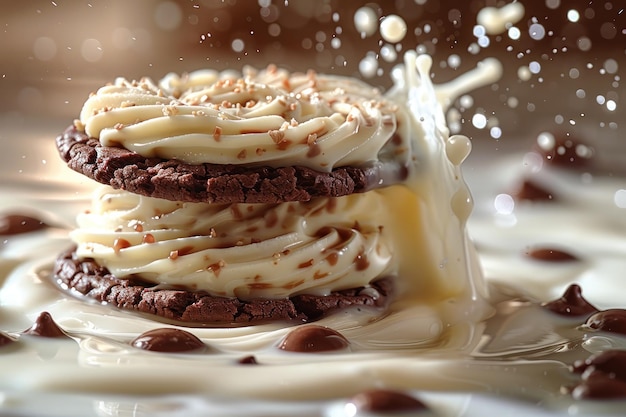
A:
238 355 258 364
542 284 598 317
586 309 626 335
525 247 578 262
572 350 626 381
348 389 428 413
22 312 69 338
131 328 206 352
277 325 349 352
568 350 626 400
512 180 555 202
0 331 17 347
571 372 626 400
0 214 48 235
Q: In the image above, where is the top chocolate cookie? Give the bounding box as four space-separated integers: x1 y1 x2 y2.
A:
56 66 410 204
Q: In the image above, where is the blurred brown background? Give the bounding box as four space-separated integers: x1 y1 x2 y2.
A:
1 0 625 142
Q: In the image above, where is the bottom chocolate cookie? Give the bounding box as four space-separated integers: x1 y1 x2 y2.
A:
52 248 393 326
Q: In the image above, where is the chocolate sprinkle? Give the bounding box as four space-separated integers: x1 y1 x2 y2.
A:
278 325 349 352
131 328 206 352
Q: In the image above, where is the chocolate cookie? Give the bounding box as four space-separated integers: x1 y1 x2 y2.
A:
56 125 406 204
52 247 393 325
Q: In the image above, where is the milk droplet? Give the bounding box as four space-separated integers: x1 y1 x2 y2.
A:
380 15 407 43
494 194 515 215
518 66 532 81
529 23 546 40
359 53 378 78
354 7 378 37
472 113 487 129
446 135 472 166
477 2 526 35
508 26 521 40
614 190 626 208
567 9 580 23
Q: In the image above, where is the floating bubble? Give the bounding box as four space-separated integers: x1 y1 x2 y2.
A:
301 38 313 49
268 23 281 37
546 0 560 9
606 100 617 111
81 38 103 62
528 61 541 74
467 43 480 54
33 36 57 61
154 1 182 31
507 97 519 108
604 59 619 74
477 36 490 48
231 38 245 53
601 22 618 39
577 36 592 52
529 23 546 40
112 27 133 50
490 126 502 139
473 25 486 37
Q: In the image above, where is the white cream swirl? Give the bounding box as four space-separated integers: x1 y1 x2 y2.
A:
78 66 402 172
71 185 393 299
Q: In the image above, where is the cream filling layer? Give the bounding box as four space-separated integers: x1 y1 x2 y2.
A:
79 67 403 172
72 186 394 299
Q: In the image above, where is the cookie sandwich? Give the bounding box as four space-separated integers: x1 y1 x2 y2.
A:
54 54 487 326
